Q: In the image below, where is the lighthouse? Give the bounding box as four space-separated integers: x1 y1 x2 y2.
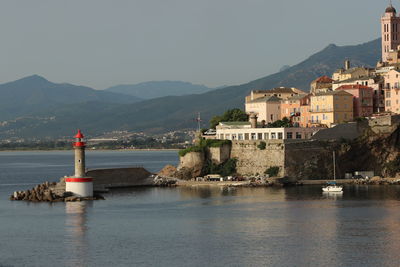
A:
65 130 93 197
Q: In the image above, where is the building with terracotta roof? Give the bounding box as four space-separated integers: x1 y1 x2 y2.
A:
280 94 311 127
310 76 333 94
333 76 384 113
309 90 354 127
335 85 374 118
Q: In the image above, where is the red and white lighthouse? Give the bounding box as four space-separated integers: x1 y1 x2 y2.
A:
65 130 93 197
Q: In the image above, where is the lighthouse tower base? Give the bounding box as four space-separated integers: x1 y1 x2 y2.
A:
65 177 93 197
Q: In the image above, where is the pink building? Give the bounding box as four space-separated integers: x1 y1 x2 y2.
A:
332 76 384 113
382 4 400 62
335 85 374 118
384 69 400 113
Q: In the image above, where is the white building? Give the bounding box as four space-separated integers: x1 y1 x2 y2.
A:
216 122 320 141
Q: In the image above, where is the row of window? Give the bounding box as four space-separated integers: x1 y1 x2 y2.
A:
384 33 398 41
384 23 398 33
220 132 303 141
311 113 349 121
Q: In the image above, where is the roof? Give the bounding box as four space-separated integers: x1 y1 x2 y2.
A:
313 76 334 83
314 90 353 96
74 129 84 139
219 122 251 126
386 5 396 13
252 87 304 94
286 94 309 101
333 76 375 84
247 95 282 103
336 85 374 90
342 67 364 74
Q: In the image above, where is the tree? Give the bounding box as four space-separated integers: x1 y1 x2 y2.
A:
269 117 291 128
210 109 248 129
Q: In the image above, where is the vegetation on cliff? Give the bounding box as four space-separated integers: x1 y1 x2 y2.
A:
203 158 237 177
257 141 266 150
178 139 231 157
265 166 280 177
210 109 248 129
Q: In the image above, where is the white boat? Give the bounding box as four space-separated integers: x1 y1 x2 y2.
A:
322 151 343 193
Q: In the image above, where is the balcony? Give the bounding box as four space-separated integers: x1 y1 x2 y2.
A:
384 86 400 90
309 120 322 124
309 108 334 113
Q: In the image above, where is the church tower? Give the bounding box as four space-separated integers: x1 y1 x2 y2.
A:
381 3 400 62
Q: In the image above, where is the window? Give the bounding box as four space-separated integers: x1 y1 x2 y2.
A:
278 133 283 139
225 134 230 140
270 114 274 121
264 133 269 140
386 91 391 98
344 113 347 119
257 133 263 140
251 133 256 140
386 100 391 107
232 134 237 140
244 133 249 140
296 132 302 139
287 132 293 139
238 134 243 140
271 133 276 139
220 134 224 139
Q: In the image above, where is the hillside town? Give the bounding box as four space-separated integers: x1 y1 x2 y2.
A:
203 4 400 142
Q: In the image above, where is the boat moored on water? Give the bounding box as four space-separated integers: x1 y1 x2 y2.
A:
322 151 343 193
322 181 343 192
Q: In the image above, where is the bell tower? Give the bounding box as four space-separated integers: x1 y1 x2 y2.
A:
381 2 400 62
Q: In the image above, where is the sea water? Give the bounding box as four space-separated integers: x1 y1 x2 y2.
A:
1 151 400 267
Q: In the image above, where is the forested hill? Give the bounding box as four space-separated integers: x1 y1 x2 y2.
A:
0 38 381 138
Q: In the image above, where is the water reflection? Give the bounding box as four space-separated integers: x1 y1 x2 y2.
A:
322 191 343 200
64 202 91 267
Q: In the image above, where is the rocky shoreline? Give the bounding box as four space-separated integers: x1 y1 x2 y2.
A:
9 180 105 202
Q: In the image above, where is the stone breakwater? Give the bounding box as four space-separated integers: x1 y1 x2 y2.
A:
9 181 104 202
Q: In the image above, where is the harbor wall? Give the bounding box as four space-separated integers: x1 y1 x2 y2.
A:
230 140 285 177
87 167 153 188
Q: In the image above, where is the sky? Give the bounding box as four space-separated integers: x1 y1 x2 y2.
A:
0 0 388 89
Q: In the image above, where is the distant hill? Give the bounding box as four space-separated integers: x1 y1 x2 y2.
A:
0 38 381 138
0 75 141 120
105 81 214 99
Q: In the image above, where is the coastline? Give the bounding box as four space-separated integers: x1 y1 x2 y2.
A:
0 148 179 152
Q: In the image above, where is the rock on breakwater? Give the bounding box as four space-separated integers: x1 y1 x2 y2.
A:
10 180 104 202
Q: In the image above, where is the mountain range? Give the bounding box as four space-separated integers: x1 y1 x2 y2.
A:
105 81 215 99
0 75 141 121
0 38 381 138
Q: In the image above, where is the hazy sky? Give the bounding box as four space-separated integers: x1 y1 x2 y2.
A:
0 0 388 89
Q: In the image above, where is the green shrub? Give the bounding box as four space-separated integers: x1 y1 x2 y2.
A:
178 139 231 157
257 141 266 150
203 158 237 177
265 166 280 177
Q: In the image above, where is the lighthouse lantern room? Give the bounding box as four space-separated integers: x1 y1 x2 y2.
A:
65 129 93 197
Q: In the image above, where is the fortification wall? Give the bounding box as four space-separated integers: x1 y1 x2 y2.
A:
369 115 400 134
87 167 153 188
284 141 331 180
230 140 285 176
178 151 205 177
208 143 231 164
